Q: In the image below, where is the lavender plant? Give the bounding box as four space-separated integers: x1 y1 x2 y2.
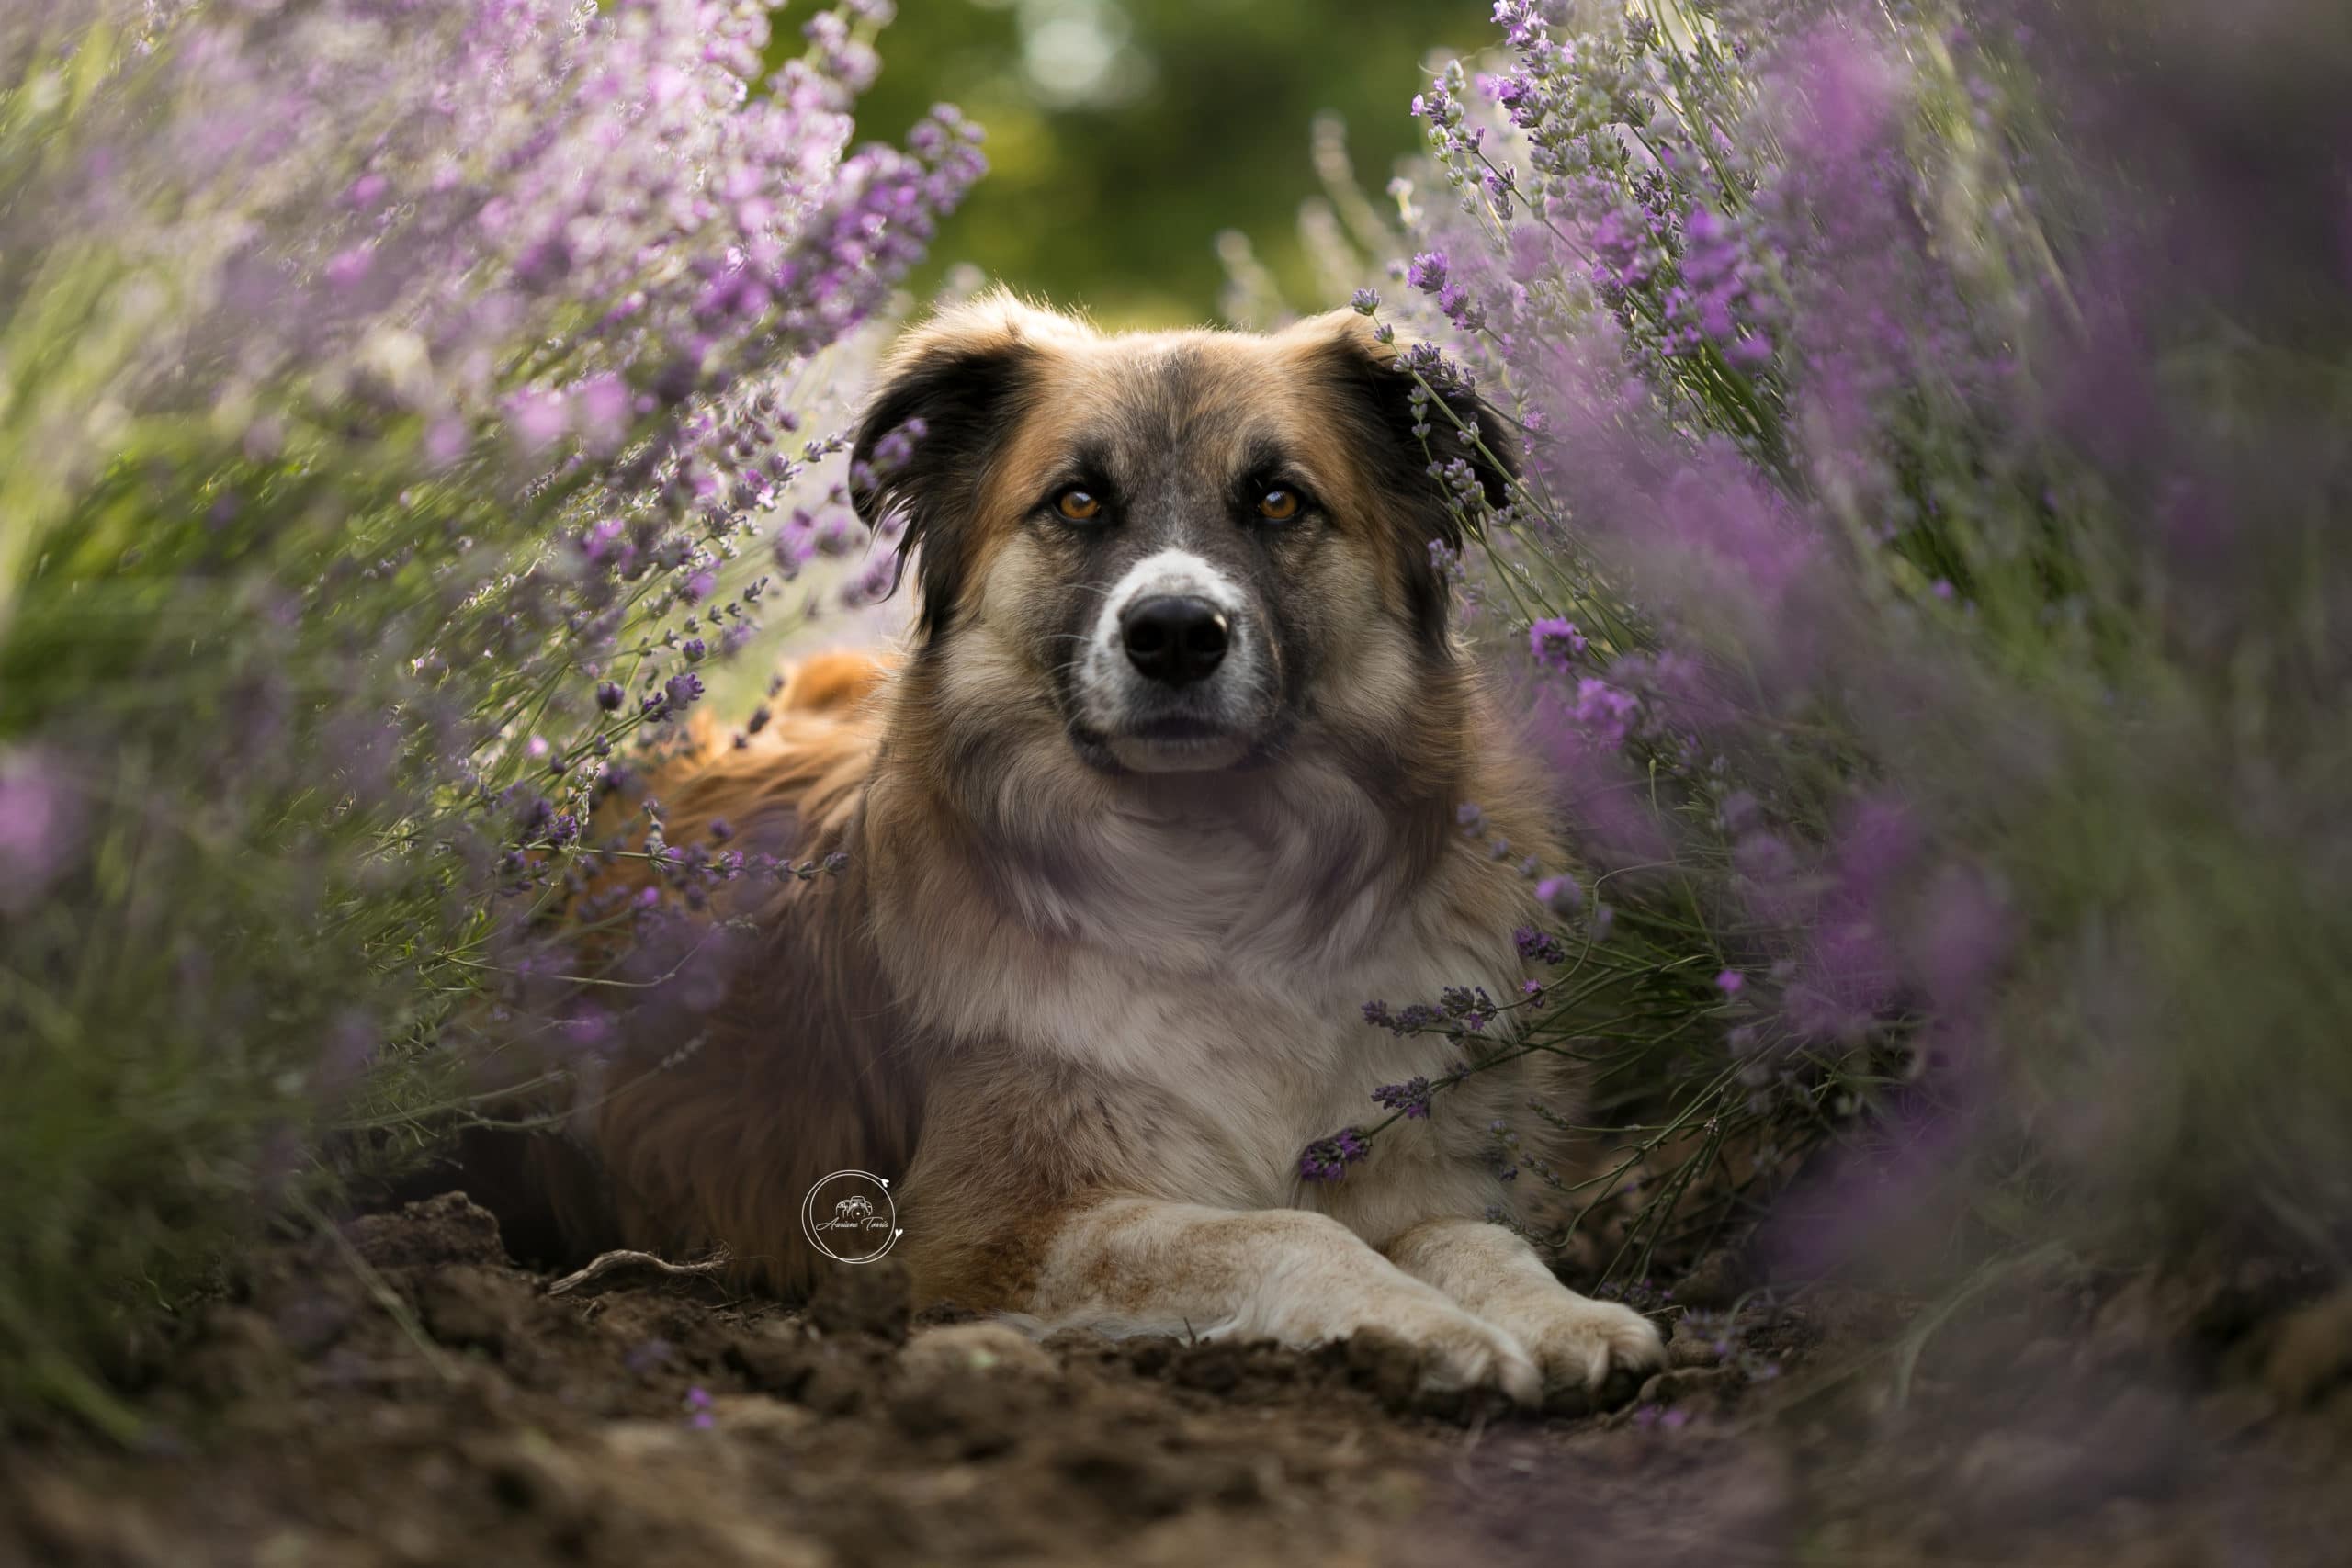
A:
1294 0 2352 1286
0 0 978 1430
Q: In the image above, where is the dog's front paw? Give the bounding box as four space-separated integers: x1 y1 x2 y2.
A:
1487 1291 1665 1402
1342 1298 1543 1407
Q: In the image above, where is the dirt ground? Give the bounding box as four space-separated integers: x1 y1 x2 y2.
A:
6 1192 2350 1568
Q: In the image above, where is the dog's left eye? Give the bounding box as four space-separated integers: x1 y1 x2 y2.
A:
1055 487 1104 523
1255 487 1302 522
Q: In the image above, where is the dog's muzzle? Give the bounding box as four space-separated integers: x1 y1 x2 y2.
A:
1120 595 1229 687
1076 550 1267 773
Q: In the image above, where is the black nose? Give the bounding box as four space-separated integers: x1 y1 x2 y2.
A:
1121 596 1228 686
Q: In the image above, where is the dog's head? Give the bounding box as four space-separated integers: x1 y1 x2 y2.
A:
850 295 1513 777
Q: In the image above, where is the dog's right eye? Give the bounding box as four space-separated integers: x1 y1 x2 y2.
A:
1054 487 1104 523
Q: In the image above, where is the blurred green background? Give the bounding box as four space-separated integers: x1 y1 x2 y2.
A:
847 0 1489 326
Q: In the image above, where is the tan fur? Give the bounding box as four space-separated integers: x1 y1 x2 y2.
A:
564 653 914 1296
520 298 1664 1397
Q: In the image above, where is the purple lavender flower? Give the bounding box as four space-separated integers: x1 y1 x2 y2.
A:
1570 678 1641 751
1435 281 1486 330
1535 874 1583 914
1529 616 1588 670
0 748 80 915
1515 926 1567 964
1371 1078 1433 1119
1370 0 2352 1304
1440 986 1497 1032
1298 1128 1371 1183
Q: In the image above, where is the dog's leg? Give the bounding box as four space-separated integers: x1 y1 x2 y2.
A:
1023 1198 1544 1403
1382 1217 1665 1398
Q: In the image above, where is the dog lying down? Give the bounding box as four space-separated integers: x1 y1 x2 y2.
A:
504 295 1666 1406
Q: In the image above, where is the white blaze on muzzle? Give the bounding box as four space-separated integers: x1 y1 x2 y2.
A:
1080 547 1262 771
1093 548 1245 658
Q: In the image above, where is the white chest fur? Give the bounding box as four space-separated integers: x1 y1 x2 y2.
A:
899 805 1532 1231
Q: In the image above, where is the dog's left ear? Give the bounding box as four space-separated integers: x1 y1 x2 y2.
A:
1291 310 1519 649
851 293 1080 637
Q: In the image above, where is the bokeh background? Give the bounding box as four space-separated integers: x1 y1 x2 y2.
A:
848 0 1489 324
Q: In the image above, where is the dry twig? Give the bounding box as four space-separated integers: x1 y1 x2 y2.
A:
545 1247 735 1296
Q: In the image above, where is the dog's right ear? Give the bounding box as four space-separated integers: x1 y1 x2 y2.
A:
1283 310 1520 653
850 294 1068 638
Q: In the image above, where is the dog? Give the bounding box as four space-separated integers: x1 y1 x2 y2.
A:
524 295 1665 1404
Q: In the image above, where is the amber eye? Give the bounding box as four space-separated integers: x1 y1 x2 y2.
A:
1055 487 1103 522
1256 487 1302 522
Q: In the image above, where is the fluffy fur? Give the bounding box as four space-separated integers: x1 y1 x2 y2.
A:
522 296 1663 1402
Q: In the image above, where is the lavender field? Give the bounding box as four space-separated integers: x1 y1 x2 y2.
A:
4 2 2349 1563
